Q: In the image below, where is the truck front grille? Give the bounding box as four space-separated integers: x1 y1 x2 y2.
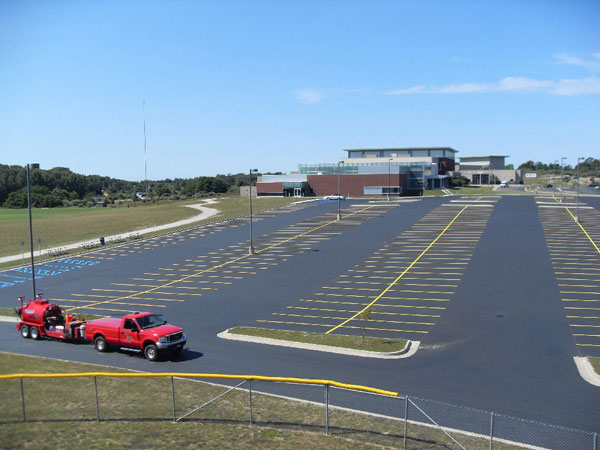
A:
166 332 183 343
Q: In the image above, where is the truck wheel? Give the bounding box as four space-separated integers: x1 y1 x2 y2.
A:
20 325 30 339
30 326 40 340
144 344 159 361
94 336 108 352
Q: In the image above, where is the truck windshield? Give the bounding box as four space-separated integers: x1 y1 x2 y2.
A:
136 314 166 330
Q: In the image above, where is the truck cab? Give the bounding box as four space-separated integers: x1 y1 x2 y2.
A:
82 312 186 361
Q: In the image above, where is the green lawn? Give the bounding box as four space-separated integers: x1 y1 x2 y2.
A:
229 327 408 353
590 357 600 375
0 196 299 260
0 353 520 449
447 186 501 195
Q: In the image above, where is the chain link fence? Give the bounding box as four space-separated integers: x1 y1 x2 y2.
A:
0 374 598 450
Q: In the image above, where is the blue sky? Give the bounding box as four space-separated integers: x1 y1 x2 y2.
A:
1 0 598 180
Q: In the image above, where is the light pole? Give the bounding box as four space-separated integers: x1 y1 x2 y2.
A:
560 157 566 203
26 164 37 299
387 158 391 201
553 160 558 198
576 157 585 223
248 169 258 255
337 162 342 220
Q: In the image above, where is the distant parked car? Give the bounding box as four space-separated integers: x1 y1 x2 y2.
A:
499 181 509 188
324 195 345 200
545 183 553 188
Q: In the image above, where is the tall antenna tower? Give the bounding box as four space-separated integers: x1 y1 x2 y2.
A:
143 99 148 198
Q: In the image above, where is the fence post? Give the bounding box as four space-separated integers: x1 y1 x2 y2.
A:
20 378 26 421
489 412 494 450
171 376 176 422
248 379 253 427
324 384 329 436
94 376 100 421
594 432 597 450
403 395 408 450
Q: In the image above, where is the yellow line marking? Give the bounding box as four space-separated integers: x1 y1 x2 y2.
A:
565 208 600 255
50 298 167 308
325 205 469 334
67 204 378 311
562 299 600 303
256 320 427 333
565 306 600 310
272 312 433 326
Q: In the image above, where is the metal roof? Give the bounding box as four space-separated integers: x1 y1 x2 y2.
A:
344 147 458 153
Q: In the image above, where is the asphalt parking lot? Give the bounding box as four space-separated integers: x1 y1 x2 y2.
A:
1 194 600 434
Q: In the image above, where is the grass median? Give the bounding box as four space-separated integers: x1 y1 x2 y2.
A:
228 327 408 353
0 353 522 449
590 357 600 376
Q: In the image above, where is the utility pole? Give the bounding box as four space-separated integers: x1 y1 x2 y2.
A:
248 169 258 254
553 160 558 198
560 157 566 203
26 164 37 299
576 157 585 223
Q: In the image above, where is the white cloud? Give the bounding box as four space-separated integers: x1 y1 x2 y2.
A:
385 76 600 96
554 52 600 70
295 88 326 104
437 82 495 94
550 76 600 96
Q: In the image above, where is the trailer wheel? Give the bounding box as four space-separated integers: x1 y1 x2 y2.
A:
144 344 159 361
20 325 30 339
30 326 40 340
94 336 108 352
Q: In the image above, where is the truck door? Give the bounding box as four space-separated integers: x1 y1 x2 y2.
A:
122 318 142 348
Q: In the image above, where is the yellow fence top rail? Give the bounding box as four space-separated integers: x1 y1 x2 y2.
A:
0 372 398 397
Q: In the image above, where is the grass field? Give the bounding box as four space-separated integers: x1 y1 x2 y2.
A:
229 327 408 353
0 196 298 260
0 353 520 449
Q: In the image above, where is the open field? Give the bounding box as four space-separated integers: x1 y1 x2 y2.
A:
0 353 521 449
0 196 298 259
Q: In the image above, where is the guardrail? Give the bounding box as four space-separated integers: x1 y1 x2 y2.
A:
0 372 597 449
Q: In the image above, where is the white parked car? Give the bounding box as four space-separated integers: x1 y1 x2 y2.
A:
324 195 345 200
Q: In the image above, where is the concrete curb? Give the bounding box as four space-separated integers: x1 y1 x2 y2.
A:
0 316 18 323
574 357 600 387
217 329 419 359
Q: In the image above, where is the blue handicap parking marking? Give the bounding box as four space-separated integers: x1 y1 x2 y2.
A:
0 258 101 289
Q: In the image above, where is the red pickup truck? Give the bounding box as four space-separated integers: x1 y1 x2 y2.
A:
81 312 186 361
16 296 186 361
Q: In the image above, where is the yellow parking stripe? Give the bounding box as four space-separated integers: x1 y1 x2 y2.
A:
272 312 433 326
565 208 600 255
325 206 469 334
256 320 427 333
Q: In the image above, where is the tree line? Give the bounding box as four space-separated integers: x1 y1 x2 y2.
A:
0 165 274 208
517 157 600 175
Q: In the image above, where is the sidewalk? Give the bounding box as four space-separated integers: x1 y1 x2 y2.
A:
0 200 220 265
